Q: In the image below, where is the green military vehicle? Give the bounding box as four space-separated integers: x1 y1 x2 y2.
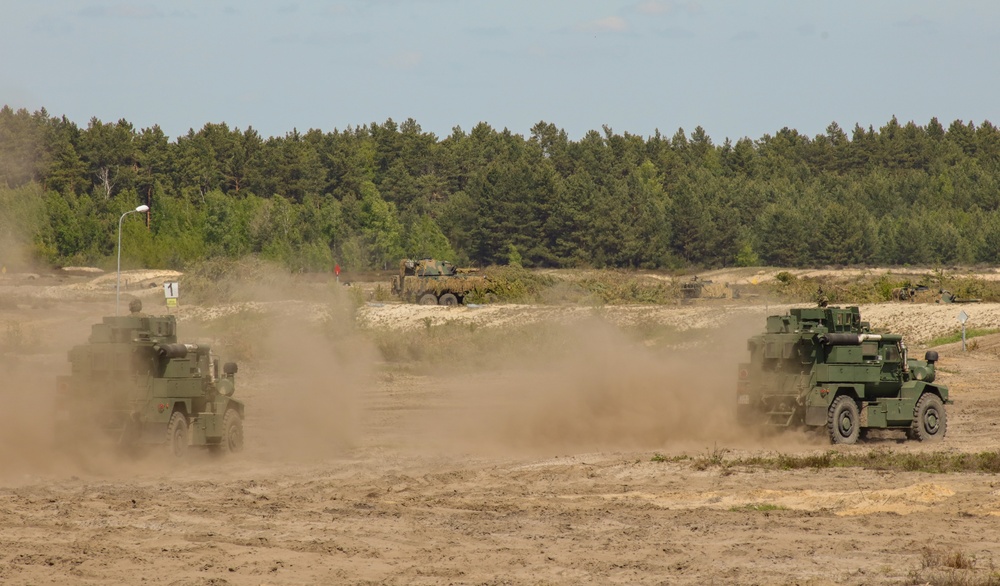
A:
391 258 487 305
56 301 244 457
736 305 948 444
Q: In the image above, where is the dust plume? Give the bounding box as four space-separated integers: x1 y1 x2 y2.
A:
0 353 63 479
410 313 814 456
247 309 376 461
196 268 378 463
0 262 379 480
0 183 45 273
0 303 135 482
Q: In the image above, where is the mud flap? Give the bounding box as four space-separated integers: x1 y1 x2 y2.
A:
805 406 827 427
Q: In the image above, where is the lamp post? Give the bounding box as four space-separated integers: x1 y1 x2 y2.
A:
117 204 150 316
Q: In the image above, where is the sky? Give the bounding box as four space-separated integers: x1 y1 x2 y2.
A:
3 0 999 143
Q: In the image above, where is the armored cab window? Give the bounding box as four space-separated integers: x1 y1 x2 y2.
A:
884 345 900 362
861 341 879 359
783 342 795 359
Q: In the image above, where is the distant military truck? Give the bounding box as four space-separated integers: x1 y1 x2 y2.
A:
391 258 487 305
56 301 244 457
737 305 949 444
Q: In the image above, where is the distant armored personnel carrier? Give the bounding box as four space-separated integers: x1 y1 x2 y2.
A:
391 258 488 305
680 276 735 302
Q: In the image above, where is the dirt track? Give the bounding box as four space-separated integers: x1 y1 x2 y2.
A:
3 271 1000 585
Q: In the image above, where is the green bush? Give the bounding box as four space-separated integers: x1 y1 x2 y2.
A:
472 265 555 303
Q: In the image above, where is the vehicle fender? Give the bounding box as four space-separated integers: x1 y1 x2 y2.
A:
217 396 245 418
902 381 949 404
804 384 861 427
170 399 192 420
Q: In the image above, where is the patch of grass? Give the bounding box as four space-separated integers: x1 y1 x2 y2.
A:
756 269 1000 305
906 571 1000 586
927 328 1000 348
692 445 732 472
775 451 837 470
906 547 1000 586
651 448 1000 475
573 271 676 305
468 265 555 304
948 277 1000 303
651 453 689 463
923 548 978 571
370 283 393 302
767 271 909 305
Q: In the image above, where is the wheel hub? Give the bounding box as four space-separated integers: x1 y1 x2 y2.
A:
840 413 853 434
925 410 939 433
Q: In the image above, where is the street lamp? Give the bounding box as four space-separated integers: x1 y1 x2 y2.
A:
116 204 150 316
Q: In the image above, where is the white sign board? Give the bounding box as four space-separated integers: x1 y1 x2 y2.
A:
958 310 969 324
163 282 179 299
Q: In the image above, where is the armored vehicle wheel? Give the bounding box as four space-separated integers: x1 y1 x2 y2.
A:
166 412 189 458
827 396 860 445
418 293 438 305
910 393 946 441
439 293 458 306
221 410 244 453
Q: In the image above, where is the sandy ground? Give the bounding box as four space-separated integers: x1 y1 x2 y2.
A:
3 270 1000 585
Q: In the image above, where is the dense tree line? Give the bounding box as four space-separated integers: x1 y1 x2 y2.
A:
2 105 1000 272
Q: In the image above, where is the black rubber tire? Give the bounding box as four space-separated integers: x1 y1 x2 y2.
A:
221 410 244 453
439 293 458 306
418 293 438 305
910 393 947 441
166 411 189 458
827 395 860 445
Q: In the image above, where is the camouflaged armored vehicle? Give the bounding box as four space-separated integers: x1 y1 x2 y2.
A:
56 301 244 456
391 258 487 305
736 305 949 444
680 277 734 302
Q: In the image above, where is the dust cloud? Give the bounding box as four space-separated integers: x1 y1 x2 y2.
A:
247 307 376 461
0 231 29 274
0 304 129 482
407 313 817 457
0 260 825 483
203 271 378 463
0 353 63 478
0 263 379 479
0 185 40 274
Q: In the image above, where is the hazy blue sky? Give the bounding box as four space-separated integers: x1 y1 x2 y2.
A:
3 1 998 142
